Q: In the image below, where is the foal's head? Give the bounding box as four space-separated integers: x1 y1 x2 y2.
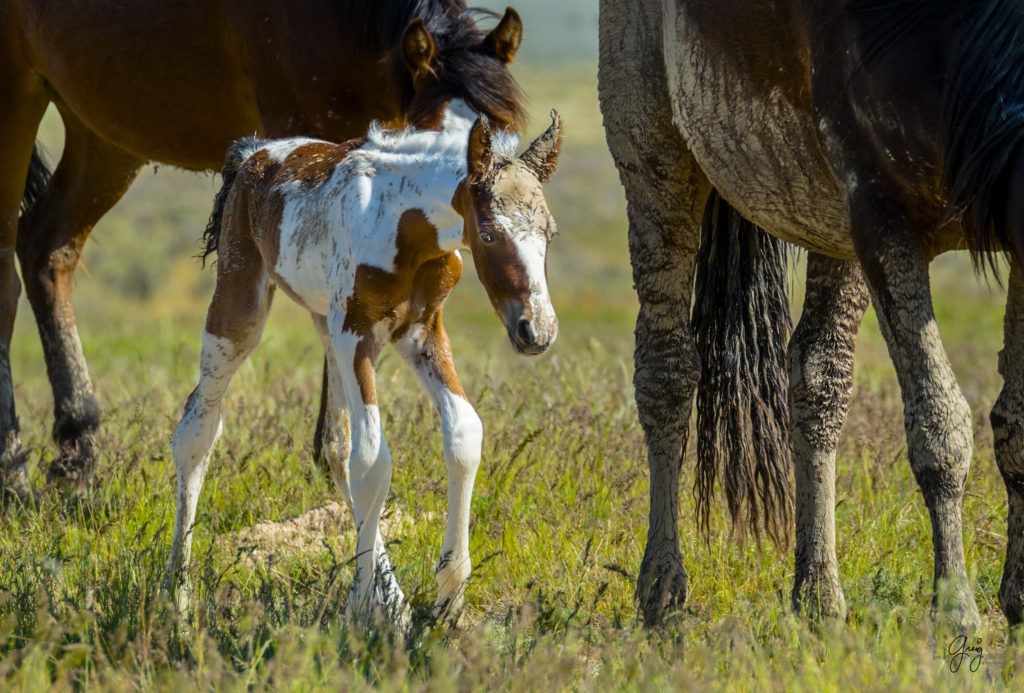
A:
453 112 562 355
400 7 526 131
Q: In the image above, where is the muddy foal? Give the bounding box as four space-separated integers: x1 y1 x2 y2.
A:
166 102 562 622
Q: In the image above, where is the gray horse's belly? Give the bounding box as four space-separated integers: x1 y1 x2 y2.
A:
662 5 854 259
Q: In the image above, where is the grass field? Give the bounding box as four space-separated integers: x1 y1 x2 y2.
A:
4 5 1024 689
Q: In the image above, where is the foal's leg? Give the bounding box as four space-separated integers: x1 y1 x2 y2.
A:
312 314 404 609
394 315 482 621
849 190 980 631
326 314 399 620
789 254 869 619
600 0 712 625
16 110 143 487
992 262 1024 627
312 315 354 506
166 233 274 605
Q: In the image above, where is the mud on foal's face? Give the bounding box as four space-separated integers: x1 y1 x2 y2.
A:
457 113 563 355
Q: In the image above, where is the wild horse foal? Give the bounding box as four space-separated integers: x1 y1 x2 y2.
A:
167 103 562 622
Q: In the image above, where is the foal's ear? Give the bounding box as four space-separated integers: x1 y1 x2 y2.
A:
520 110 563 183
485 8 523 64
402 18 436 77
467 116 494 184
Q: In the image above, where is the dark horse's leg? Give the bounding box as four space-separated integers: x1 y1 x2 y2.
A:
848 185 980 631
599 0 711 626
789 254 869 619
312 359 330 472
0 50 49 501
992 262 1024 627
16 109 142 489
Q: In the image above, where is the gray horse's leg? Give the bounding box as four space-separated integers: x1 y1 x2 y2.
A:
992 262 1024 627
849 191 980 631
599 0 711 625
789 254 869 619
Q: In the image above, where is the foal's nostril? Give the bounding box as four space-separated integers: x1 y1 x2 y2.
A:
516 318 535 344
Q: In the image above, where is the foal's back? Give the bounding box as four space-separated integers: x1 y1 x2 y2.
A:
219 125 468 319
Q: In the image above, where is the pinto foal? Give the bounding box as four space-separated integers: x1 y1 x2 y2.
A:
167 102 562 622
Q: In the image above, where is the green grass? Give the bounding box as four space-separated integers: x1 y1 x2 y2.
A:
4 51 1024 689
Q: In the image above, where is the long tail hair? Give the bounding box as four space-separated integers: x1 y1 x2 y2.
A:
200 137 263 266
692 191 794 549
21 143 51 215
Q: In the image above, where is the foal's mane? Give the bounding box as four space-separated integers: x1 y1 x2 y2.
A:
848 0 1024 271
365 120 519 158
341 0 526 131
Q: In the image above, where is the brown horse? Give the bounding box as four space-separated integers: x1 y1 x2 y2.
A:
1 0 526 499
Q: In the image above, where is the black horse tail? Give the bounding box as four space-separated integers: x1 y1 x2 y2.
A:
692 190 794 550
200 136 264 266
21 143 52 215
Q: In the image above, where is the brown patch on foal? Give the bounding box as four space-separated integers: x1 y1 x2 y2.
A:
204 182 275 345
281 139 367 188
341 208 454 404
343 209 447 332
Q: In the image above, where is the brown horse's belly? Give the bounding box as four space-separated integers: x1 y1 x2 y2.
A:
662 3 854 259
26 1 262 169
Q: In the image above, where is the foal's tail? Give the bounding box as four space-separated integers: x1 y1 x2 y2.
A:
200 136 264 266
21 143 52 215
692 190 794 550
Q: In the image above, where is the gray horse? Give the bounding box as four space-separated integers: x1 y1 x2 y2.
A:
600 0 1024 632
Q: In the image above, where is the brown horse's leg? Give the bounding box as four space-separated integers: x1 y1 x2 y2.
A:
599 0 712 626
849 187 980 632
789 254 869 619
16 110 143 488
993 262 1024 628
0 66 48 502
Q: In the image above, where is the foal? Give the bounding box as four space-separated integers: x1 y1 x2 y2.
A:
167 102 562 622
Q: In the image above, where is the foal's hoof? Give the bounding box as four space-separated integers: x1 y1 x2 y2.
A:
346 596 412 635
792 566 847 621
434 592 466 629
46 435 97 493
636 545 688 627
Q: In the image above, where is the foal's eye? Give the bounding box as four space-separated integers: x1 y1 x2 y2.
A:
480 229 496 244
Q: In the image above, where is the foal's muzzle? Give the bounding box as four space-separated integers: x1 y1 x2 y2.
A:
504 304 558 355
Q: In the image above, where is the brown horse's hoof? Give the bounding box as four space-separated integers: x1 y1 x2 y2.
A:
636 543 688 627
46 435 97 493
0 436 36 508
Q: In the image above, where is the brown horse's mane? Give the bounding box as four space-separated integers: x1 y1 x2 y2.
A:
343 0 525 131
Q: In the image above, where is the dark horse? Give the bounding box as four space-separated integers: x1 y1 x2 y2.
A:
600 0 1024 631
1 0 526 499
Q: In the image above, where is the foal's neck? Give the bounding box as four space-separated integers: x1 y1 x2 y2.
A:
364 99 513 252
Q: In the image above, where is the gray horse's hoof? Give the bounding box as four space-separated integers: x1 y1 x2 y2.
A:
636 543 688 627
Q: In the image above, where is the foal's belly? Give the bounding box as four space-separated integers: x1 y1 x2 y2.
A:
662 3 854 259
